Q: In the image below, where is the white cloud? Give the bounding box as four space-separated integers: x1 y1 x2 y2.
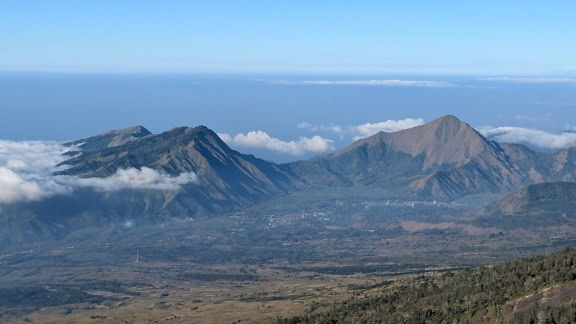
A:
218 131 334 156
480 77 576 84
296 118 425 141
479 126 576 149
0 140 73 204
0 167 71 204
72 167 198 192
297 122 343 133
513 114 551 122
351 118 425 138
0 140 197 204
273 80 454 88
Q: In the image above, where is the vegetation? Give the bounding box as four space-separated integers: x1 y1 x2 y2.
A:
281 248 576 323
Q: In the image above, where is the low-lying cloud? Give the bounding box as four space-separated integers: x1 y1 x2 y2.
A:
218 131 334 156
480 77 576 84
351 118 425 138
0 140 197 204
0 167 72 204
0 140 73 204
273 80 454 88
297 118 425 140
73 167 198 192
479 126 576 150
297 122 343 133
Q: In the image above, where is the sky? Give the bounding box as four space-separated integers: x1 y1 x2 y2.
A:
1 1 575 75
1 1 576 163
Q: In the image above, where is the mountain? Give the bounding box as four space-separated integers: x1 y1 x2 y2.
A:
0 126 304 247
465 182 576 233
3 115 576 247
65 125 152 152
476 182 576 219
58 126 301 201
287 115 526 198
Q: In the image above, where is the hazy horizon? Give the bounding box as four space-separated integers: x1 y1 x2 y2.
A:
1 72 575 162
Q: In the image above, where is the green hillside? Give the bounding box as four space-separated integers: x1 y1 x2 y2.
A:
282 248 576 323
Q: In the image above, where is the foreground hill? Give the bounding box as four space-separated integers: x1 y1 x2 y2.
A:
282 247 576 324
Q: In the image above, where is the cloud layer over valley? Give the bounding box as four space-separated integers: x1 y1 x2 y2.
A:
298 118 425 140
218 131 334 156
0 140 197 204
479 126 576 150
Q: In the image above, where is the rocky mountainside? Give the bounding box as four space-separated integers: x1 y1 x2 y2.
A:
4 115 576 247
288 115 527 198
0 126 305 247
58 125 302 201
65 125 152 152
476 182 576 218
466 182 576 232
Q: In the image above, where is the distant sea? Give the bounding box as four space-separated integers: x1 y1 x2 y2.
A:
1 72 574 162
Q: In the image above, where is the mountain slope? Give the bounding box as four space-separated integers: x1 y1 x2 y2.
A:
58 125 301 202
282 248 576 324
0 126 305 247
65 125 152 152
476 182 576 218
288 115 526 198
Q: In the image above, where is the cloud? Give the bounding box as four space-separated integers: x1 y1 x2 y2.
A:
0 140 197 204
513 114 551 122
297 122 343 133
0 140 73 204
72 167 198 192
479 77 576 84
218 131 334 155
351 118 425 138
297 118 425 141
479 126 576 149
0 167 71 204
272 80 454 88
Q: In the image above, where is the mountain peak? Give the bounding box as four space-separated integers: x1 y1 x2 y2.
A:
99 125 151 137
417 115 473 140
433 114 462 123
67 125 152 152
342 115 494 168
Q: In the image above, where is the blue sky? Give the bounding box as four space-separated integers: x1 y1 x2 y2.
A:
1 2 576 163
1 1 575 74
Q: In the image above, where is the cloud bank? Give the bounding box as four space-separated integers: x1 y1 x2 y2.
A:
73 167 198 192
273 80 454 88
297 118 425 140
218 131 334 156
0 140 73 204
297 122 343 133
351 118 425 138
480 77 576 84
479 126 576 150
0 140 197 204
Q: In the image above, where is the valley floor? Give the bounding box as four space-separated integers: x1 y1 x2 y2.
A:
3 188 576 323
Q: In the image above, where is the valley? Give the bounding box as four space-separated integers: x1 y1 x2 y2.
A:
4 116 576 322
3 184 576 322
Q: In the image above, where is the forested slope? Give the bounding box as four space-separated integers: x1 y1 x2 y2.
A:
282 248 576 323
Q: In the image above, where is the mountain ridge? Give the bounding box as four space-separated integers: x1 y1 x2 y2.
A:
288 115 527 198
